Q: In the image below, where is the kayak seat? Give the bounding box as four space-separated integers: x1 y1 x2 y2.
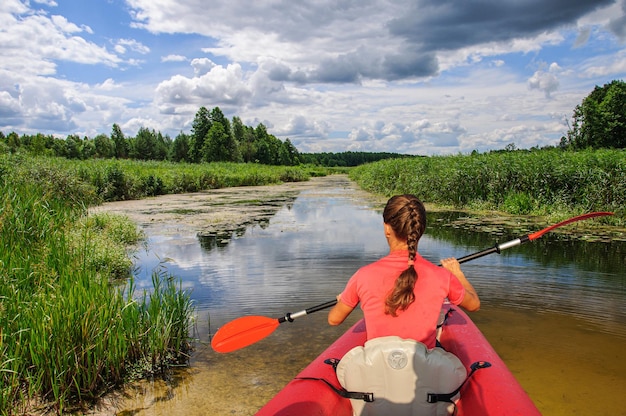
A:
336 336 466 416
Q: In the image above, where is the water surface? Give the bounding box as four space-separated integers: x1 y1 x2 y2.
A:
107 177 626 416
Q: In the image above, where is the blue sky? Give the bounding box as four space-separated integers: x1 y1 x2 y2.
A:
1 0 625 155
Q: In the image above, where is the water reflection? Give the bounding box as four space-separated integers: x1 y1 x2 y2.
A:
133 186 390 328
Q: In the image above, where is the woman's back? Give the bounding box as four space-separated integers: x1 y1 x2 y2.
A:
340 250 465 348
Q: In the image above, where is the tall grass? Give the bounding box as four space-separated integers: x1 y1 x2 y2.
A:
349 148 625 222
44 157 323 201
0 154 194 414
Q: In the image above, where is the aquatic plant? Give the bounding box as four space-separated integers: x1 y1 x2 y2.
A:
0 154 194 414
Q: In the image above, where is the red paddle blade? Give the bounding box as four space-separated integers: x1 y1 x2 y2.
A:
211 316 280 353
528 211 613 241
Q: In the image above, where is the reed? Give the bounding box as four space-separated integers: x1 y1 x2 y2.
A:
349 148 625 222
0 154 194 414
46 157 319 201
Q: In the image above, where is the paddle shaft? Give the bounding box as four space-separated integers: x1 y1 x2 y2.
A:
456 235 530 264
278 299 338 322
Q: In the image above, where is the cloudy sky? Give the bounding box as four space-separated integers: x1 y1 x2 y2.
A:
1 0 625 155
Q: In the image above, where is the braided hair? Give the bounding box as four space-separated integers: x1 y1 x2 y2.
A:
383 195 427 316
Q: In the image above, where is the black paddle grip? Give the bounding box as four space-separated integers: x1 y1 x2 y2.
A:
456 246 500 264
305 300 338 314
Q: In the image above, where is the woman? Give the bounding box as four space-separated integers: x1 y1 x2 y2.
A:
328 194 480 349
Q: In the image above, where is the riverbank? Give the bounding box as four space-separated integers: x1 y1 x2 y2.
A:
0 158 194 415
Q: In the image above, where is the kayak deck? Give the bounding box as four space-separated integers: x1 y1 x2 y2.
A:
256 305 541 415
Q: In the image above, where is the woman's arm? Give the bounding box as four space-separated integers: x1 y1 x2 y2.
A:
328 294 356 325
441 258 481 312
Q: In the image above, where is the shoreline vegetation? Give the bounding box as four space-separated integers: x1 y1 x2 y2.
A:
1 148 624 414
0 156 197 415
350 148 624 225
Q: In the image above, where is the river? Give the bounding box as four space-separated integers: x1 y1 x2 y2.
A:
91 175 626 416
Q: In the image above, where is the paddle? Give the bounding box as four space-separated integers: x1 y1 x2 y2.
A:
211 211 613 353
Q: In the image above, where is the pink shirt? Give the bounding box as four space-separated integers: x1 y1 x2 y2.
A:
340 250 465 348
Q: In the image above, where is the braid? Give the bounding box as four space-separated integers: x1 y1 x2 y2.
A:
406 200 422 262
384 195 426 316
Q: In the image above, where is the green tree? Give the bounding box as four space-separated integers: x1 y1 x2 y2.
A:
202 123 238 162
29 133 54 156
231 116 247 163
238 123 258 163
266 134 284 165
210 107 232 138
232 116 245 144
254 124 274 164
65 134 82 159
81 137 96 159
94 134 114 158
111 124 128 158
132 127 157 160
281 138 300 165
51 137 67 157
0 132 7 155
563 79 626 149
154 132 171 161
189 106 211 162
206 107 240 162
170 132 190 162
5 132 20 153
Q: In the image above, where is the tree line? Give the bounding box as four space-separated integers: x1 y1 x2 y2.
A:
0 105 408 167
0 106 302 166
299 151 414 167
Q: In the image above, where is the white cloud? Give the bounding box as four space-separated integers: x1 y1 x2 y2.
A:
115 38 150 55
50 15 85 33
0 5 121 76
578 49 626 77
528 63 562 98
162 54 187 62
155 61 252 112
95 78 120 91
0 90 20 118
191 58 216 76
33 0 58 6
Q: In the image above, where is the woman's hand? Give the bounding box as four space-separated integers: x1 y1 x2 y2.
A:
440 257 462 276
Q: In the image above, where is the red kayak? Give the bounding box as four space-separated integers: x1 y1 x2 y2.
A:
256 304 541 415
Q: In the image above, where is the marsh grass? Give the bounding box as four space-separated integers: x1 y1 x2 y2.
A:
48 157 320 201
349 148 625 223
0 155 194 414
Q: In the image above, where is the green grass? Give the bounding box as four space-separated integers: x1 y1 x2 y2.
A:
48 157 326 201
0 154 194 414
349 148 625 223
